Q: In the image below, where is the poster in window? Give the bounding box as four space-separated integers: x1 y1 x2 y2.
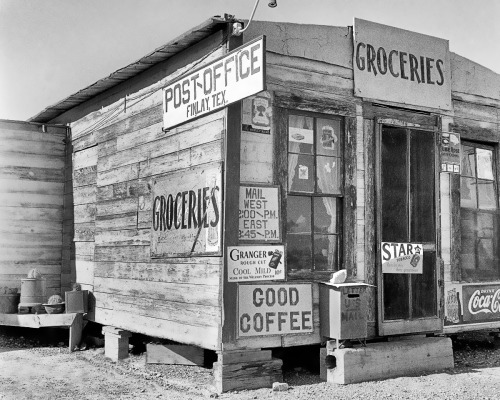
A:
440 132 460 174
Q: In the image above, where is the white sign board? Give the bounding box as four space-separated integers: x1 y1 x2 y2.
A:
228 245 285 282
239 186 280 241
238 284 313 337
163 36 266 130
381 242 423 274
151 163 222 257
353 18 451 110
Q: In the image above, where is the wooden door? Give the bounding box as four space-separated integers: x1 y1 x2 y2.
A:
376 122 441 336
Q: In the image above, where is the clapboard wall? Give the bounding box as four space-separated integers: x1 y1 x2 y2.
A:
0 120 66 296
68 36 226 350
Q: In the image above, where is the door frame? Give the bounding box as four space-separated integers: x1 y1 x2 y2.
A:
375 116 442 336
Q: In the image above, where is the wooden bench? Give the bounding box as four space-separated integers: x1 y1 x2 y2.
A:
0 313 84 351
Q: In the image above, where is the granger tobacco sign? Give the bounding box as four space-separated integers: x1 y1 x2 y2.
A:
163 36 265 130
381 242 423 274
151 163 222 257
238 284 313 337
353 18 451 110
228 245 285 282
239 185 280 241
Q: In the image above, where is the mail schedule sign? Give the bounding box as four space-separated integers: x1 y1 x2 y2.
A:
163 36 265 130
353 18 451 110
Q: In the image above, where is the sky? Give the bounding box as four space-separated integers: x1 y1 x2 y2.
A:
0 0 499 121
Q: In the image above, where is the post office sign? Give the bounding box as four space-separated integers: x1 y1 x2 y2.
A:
163 36 265 130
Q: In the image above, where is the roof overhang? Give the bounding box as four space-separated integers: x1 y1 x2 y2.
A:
29 16 234 123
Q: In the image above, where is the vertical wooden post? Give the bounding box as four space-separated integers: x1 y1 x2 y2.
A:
221 29 243 345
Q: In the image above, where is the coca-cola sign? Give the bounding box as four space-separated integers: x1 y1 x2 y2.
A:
463 285 500 323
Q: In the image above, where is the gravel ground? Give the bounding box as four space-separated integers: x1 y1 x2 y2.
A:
1 326 500 399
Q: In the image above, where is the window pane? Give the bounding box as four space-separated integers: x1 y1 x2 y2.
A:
316 156 340 194
381 127 408 242
289 115 313 154
411 251 437 318
410 130 435 242
461 145 476 177
476 148 494 180
313 197 338 233
287 196 311 233
287 233 312 270
316 118 340 156
460 209 476 271
460 177 477 208
478 180 497 210
289 154 314 192
314 234 338 271
383 274 409 320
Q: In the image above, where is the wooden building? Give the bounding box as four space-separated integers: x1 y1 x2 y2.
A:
1 15 500 391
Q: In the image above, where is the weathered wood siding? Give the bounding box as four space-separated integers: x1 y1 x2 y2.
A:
0 120 66 296
69 44 226 350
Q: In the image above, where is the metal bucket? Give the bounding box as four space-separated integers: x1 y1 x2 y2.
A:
0 294 20 313
20 278 46 304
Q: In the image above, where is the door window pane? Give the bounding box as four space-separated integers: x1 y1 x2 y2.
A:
476 148 494 180
461 177 478 208
478 181 496 210
382 127 408 242
461 145 476 177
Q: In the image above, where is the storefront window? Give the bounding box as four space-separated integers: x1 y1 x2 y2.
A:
286 114 342 271
460 141 500 281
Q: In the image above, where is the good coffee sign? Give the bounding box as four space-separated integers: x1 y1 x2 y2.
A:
353 18 451 110
163 36 265 130
463 285 500 323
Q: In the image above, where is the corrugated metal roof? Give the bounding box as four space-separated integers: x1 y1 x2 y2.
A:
29 16 232 123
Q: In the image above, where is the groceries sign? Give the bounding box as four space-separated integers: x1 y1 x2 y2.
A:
353 19 451 110
163 36 265 130
151 163 222 257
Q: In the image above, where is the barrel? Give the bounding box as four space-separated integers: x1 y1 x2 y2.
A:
20 278 46 304
0 294 20 313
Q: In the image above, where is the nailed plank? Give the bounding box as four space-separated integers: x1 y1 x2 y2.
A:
94 261 221 286
97 115 224 172
0 207 62 222
73 146 97 170
74 222 95 242
96 197 137 216
138 140 223 178
0 137 64 156
0 220 62 234
0 153 65 169
95 229 150 246
74 203 96 224
94 245 149 262
97 292 220 327
97 179 151 202
0 166 64 182
94 276 219 307
95 212 138 232
95 307 219 350
73 166 97 187
97 163 139 187
73 185 97 205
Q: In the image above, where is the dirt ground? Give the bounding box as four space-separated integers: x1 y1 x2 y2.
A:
1 326 500 400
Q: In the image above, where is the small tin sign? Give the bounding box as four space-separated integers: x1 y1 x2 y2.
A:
228 245 285 282
381 242 423 274
440 132 461 174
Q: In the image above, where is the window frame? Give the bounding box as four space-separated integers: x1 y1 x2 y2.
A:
459 140 500 282
285 110 344 276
